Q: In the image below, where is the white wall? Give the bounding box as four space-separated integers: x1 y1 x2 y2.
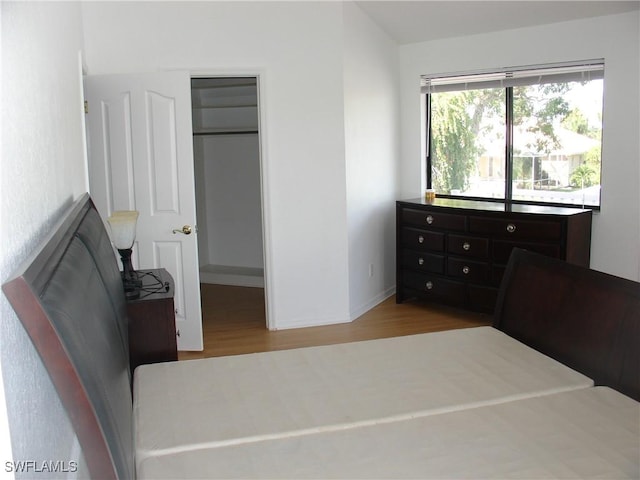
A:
81 1 351 329
198 134 264 269
1 2 89 477
343 2 400 318
399 11 640 281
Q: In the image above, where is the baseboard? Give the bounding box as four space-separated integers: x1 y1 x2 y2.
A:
350 285 396 321
199 264 264 288
272 286 397 330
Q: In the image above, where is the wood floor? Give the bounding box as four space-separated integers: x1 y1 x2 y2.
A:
178 284 492 360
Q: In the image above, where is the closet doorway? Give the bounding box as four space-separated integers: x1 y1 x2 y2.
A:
191 77 267 345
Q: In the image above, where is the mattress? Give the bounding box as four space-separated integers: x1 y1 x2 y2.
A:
137 387 640 479
134 326 592 462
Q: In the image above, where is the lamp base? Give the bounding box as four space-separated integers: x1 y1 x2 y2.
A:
117 248 142 300
122 275 142 300
124 287 141 301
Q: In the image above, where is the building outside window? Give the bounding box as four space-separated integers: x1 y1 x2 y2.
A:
423 61 604 208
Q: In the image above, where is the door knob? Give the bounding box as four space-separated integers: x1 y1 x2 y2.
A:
173 225 192 235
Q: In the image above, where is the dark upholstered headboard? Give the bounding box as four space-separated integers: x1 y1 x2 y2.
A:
494 248 640 402
2 194 134 479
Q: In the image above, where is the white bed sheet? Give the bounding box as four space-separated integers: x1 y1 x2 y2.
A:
137 387 640 479
134 327 592 462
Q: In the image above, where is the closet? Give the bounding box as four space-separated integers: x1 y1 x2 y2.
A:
191 77 264 288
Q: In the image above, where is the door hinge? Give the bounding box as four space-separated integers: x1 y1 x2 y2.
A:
84 100 88 114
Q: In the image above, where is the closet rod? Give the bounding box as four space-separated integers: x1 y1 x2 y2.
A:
193 130 259 136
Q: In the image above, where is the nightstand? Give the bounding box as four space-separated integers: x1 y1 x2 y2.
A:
126 268 178 373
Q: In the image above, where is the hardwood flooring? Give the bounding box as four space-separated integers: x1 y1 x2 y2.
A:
178 284 492 360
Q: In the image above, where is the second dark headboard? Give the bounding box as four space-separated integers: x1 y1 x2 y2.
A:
494 248 640 401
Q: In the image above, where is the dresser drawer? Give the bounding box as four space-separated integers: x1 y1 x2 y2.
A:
402 227 444 252
401 208 466 232
401 250 445 274
448 235 489 258
469 216 562 240
402 271 465 304
447 257 490 283
493 241 561 264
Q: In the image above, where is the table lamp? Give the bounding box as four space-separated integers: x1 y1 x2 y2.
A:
107 211 141 300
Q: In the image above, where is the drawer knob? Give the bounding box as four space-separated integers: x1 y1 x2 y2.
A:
418 235 424 243
418 257 424 266
462 266 470 275
463 242 471 251
426 215 434 225
425 281 434 290
506 223 517 233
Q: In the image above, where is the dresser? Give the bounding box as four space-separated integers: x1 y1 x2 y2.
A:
396 198 592 313
126 268 178 372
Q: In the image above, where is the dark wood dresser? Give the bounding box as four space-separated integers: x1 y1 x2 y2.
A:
396 198 592 313
126 268 178 372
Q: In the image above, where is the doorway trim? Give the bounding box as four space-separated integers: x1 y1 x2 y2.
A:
190 68 273 331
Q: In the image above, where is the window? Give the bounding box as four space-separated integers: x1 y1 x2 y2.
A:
423 61 604 208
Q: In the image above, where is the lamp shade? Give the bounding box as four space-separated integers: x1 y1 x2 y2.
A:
107 211 139 249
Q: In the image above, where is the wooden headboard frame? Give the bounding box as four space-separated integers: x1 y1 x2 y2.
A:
2 194 134 479
494 248 640 401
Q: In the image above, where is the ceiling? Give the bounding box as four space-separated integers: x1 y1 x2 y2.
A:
355 1 639 45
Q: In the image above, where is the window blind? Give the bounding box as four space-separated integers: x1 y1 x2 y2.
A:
421 60 604 94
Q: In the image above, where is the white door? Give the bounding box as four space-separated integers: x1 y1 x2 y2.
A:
84 71 203 351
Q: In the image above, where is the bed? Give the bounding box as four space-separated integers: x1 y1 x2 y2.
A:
3 194 639 479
